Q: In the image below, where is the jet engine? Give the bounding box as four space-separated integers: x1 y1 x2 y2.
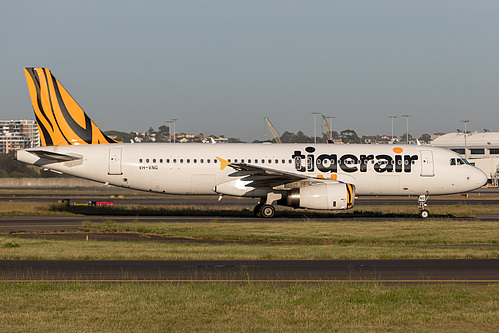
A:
282 183 355 210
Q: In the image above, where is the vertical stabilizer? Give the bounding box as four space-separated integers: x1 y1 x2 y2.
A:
24 68 118 146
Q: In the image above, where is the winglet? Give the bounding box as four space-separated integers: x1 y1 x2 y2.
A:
216 157 232 170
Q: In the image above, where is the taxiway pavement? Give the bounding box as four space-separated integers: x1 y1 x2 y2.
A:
1 213 499 233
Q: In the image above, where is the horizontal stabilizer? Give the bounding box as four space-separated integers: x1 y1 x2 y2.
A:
26 149 82 162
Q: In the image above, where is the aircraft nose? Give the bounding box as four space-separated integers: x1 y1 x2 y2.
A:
471 167 488 188
477 169 488 187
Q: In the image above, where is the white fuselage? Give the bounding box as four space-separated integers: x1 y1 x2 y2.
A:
16 143 487 197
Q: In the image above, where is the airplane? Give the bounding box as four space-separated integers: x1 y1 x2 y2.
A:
16 68 488 218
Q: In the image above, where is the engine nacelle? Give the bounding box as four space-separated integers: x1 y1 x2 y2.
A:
283 183 355 210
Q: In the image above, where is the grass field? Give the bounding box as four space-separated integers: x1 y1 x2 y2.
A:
1 283 498 332
1 220 498 260
1 191 498 332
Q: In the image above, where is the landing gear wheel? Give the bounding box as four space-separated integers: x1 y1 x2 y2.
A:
418 192 430 219
419 209 429 219
253 204 263 217
259 204 275 218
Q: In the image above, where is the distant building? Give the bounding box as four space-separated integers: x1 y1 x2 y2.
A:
361 135 397 144
215 137 229 143
0 120 40 154
431 131 499 186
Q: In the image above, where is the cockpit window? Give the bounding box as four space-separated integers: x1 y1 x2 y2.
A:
451 157 469 166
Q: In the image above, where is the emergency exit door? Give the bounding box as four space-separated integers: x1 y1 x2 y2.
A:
420 150 434 177
108 148 122 175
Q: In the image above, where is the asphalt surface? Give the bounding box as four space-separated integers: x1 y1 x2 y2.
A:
0 259 497 283
2 213 499 233
1 187 498 206
2 194 499 206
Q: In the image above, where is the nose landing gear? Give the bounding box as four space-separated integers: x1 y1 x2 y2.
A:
418 192 430 218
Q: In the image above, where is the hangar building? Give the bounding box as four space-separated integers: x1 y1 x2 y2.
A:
431 131 499 186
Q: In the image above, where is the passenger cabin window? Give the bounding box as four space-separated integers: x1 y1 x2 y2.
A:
139 159 143 163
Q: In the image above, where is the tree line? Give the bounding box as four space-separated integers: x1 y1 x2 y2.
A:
0 153 66 178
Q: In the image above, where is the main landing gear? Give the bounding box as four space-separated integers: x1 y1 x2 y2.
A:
254 193 281 218
253 203 275 218
418 192 430 218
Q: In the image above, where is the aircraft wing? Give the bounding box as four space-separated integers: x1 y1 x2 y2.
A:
25 149 82 162
217 157 332 188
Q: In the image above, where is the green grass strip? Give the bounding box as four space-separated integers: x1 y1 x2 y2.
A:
0 283 498 332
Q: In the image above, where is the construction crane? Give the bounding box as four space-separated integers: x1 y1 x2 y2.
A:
322 115 334 143
264 117 282 143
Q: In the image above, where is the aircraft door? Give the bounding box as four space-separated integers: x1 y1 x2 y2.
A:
108 148 122 175
420 150 434 177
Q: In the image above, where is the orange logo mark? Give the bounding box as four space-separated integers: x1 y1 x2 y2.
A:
393 147 403 154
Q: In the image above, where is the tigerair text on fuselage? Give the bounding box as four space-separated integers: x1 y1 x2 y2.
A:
292 147 419 173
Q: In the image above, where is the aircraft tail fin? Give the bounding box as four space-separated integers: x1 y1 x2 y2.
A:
23 68 119 146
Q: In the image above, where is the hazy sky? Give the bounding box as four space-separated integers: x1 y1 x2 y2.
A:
1 1 498 142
